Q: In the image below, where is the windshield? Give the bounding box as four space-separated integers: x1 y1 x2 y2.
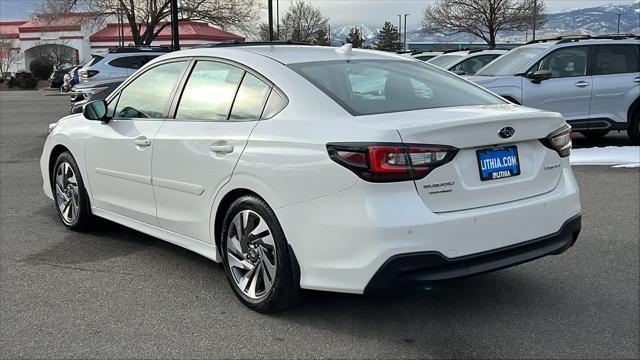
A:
289 60 503 116
427 54 464 68
476 47 545 76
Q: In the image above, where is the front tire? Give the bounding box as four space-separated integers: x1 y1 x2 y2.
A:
221 195 300 313
52 152 92 230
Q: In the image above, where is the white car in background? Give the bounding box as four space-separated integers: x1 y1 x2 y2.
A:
78 46 171 82
41 43 581 313
468 35 640 142
428 49 508 75
399 50 444 62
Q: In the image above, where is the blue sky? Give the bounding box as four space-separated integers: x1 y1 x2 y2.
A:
1 0 638 28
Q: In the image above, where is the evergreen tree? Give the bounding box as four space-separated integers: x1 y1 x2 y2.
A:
375 21 402 52
346 28 363 48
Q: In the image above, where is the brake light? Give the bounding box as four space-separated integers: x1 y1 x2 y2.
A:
540 125 572 157
327 143 458 182
82 70 99 78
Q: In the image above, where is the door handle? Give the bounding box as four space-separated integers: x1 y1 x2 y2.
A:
134 138 151 147
634 77 640 83
210 144 234 154
575 81 589 88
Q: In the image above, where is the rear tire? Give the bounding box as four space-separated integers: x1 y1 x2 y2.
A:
628 111 640 145
579 130 609 140
221 195 300 313
52 151 92 231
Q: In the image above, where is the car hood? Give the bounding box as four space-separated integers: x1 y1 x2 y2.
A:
73 77 128 90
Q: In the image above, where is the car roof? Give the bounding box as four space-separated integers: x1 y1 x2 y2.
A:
159 45 411 65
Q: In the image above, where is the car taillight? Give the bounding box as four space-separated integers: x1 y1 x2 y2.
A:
83 70 99 78
541 125 572 158
327 143 458 182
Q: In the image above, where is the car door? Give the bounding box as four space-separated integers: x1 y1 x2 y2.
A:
152 59 272 242
589 44 640 130
521 46 592 127
84 59 190 225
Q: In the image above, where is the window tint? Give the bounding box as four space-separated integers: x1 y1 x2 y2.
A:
114 61 188 119
451 55 500 74
530 47 588 78
593 45 639 75
290 60 503 116
176 61 244 121
229 73 271 120
110 56 147 69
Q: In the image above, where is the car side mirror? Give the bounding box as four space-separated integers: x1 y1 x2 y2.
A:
83 100 109 122
531 70 552 84
452 70 466 75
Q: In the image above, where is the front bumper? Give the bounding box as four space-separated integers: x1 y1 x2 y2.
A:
365 214 581 293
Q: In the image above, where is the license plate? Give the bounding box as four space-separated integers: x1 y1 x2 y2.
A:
477 145 521 181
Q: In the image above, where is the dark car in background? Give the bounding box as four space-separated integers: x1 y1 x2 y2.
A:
69 77 126 113
49 67 74 88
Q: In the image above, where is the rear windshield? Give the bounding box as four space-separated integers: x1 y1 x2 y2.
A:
476 46 545 76
427 54 464 68
82 55 104 68
289 60 503 116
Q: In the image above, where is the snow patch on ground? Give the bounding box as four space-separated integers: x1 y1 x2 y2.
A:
570 146 640 167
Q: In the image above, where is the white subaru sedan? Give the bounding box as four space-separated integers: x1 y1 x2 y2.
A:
40 43 581 312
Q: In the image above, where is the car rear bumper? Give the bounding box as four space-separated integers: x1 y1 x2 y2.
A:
365 214 581 293
275 163 581 294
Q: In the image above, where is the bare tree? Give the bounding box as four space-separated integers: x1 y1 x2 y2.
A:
29 43 77 68
422 0 547 48
42 0 260 45
0 40 22 76
259 1 328 42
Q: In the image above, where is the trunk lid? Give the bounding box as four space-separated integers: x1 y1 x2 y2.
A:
358 104 567 212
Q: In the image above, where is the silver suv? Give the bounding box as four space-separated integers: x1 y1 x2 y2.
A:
468 34 640 143
79 46 171 82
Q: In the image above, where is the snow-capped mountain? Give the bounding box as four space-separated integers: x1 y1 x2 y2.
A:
332 1 639 45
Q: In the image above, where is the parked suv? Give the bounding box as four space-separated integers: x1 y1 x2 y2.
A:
469 34 640 142
78 46 171 82
428 49 508 75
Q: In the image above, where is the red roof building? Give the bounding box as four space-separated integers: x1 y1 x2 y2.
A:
0 14 245 74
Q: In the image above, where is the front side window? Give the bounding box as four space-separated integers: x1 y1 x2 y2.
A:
175 61 244 121
114 61 188 119
593 45 639 75
290 60 503 116
529 47 588 78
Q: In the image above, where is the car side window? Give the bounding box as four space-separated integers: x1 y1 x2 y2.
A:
110 56 146 69
229 73 272 120
452 55 498 74
175 61 244 121
530 47 588 78
114 61 188 119
593 45 639 75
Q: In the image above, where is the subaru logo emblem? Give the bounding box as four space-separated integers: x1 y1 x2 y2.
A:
499 126 515 139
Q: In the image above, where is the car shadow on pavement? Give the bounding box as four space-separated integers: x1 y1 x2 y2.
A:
572 132 634 148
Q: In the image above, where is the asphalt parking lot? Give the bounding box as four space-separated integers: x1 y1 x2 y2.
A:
0 91 638 359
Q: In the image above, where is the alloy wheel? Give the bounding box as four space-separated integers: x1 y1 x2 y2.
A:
225 210 277 300
54 161 80 225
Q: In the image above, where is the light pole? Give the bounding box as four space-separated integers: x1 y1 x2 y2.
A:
268 0 274 41
170 0 179 50
617 13 622 34
276 0 280 39
398 14 402 44
532 0 537 41
403 13 410 51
